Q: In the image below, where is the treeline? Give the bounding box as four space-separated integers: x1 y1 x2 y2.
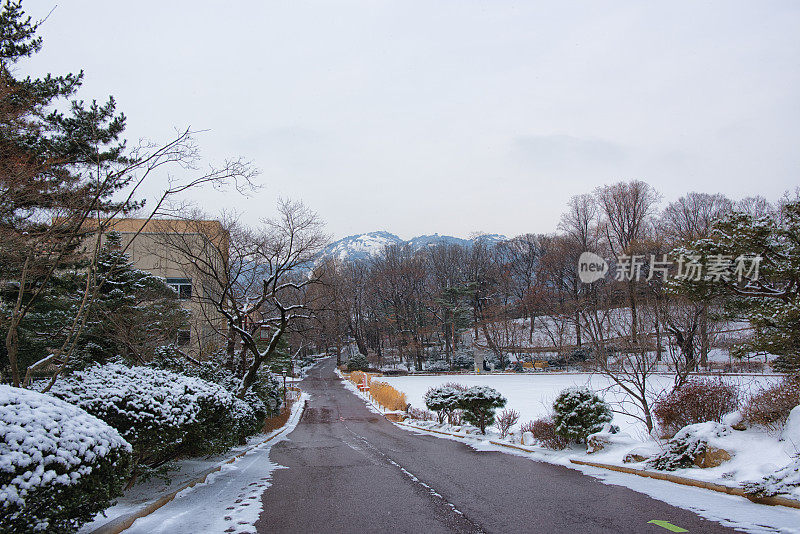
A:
307 180 800 381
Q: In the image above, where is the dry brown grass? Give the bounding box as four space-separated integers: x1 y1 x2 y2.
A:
369 380 408 411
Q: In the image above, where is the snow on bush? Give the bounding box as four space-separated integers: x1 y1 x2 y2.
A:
647 422 732 471
1 385 132 533
552 387 612 444
741 456 800 499
782 405 800 445
742 376 800 432
653 379 739 437
424 386 462 423
47 364 245 470
456 386 507 434
520 418 569 450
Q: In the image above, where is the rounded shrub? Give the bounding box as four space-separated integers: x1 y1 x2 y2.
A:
1 385 132 533
455 386 507 434
424 386 461 423
653 379 739 437
48 364 243 471
552 387 612 443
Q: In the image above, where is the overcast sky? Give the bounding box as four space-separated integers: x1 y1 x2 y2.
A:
22 1 800 240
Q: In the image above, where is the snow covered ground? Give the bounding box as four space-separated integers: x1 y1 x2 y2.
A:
379 373 779 438
82 393 307 534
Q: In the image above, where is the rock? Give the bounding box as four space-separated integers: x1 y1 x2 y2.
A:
623 447 653 463
723 411 746 431
521 431 534 446
693 447 732 468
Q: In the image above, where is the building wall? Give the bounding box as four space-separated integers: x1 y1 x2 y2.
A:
100 219 230 360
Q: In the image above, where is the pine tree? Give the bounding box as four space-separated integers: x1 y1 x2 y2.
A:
552 387 612 443
456 386 507 434
1 1 138 385
670 199 800 372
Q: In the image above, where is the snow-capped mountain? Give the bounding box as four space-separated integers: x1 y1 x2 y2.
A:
321 231 403 262
320 232 507 263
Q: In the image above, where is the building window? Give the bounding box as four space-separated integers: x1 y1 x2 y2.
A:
177 329 191 347
166 278 192 300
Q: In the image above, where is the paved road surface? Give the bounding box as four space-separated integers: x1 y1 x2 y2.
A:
256 359 738 533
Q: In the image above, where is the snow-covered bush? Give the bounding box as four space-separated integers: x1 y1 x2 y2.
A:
520 418 569 450
48 364 243 471
742 376 800 431
552 387 612 443
424 386 462 423
648 422 732 471
456 386 507 434
742 456 800 499
1 385 132 533
347 353 369 372
151 348 282 421
653 379 739 437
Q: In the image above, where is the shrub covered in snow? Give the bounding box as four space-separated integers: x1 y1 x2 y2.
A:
455 386 507 434
1 385 132 533
648 422 732 471
552 387 612 443
742 375 800 432
347 353 369 372
424 386 462 423
48 364 246 471
742 456 800 499
653 379 740 437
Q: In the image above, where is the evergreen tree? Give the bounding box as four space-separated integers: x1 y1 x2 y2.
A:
552 387 612 443
80 232 188 365
456 386 507 434
0 1 138 384
670 199 800 372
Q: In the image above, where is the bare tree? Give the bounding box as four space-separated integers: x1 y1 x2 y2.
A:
153 200 326 398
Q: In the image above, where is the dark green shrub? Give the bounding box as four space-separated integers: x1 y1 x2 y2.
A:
456 386 507 434
552 387 612 443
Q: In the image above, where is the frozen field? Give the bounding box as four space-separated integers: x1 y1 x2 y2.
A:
379 373 780 437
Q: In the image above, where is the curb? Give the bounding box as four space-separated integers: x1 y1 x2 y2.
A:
91 394 306 534
569 459 800 510
395 422 800 511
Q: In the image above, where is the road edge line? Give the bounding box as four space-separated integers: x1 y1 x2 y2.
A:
395 421 800 511
91 392 307 534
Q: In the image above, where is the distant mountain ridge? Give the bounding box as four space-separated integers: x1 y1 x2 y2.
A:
321 231 507 263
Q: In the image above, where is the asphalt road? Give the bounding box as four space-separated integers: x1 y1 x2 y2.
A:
256 359 738 533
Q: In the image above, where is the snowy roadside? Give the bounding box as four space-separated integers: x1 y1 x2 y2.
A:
81 392 308 534
337 372 800 533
